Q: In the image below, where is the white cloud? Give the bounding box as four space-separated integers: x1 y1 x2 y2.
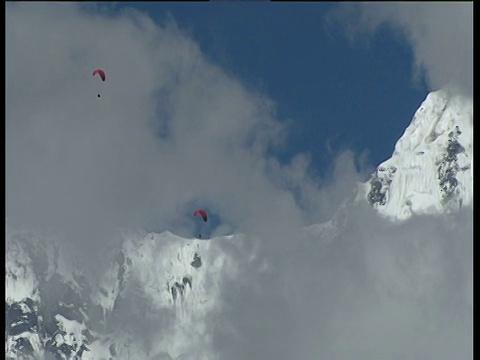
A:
327 2 473 97
209 205 473 360
7 3 346 268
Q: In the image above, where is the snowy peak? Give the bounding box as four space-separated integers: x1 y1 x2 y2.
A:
6 89 473 358
363 89 473 220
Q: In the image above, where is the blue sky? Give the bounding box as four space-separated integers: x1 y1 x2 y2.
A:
115 2 429 178
7 2 472 236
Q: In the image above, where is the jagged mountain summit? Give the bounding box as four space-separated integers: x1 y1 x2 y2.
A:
6 90 473 359
361 89 473 221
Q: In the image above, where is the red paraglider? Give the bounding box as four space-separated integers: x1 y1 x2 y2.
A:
194 209 208 222
93 69 106 81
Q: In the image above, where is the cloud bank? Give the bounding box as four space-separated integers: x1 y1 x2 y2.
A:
210 203 472 360
6 3 365 268
327 2 473 97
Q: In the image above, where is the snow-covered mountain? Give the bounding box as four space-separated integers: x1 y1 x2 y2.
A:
6 232 249 359
360 89 473 220
5 89 473 359
6 230 250 359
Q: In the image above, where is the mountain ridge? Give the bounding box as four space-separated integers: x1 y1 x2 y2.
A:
6 89 473 359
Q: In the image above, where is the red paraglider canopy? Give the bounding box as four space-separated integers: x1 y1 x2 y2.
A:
194 209 208 222
93 69 106 81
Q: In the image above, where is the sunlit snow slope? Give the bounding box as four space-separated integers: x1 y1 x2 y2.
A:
361 89 473 220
